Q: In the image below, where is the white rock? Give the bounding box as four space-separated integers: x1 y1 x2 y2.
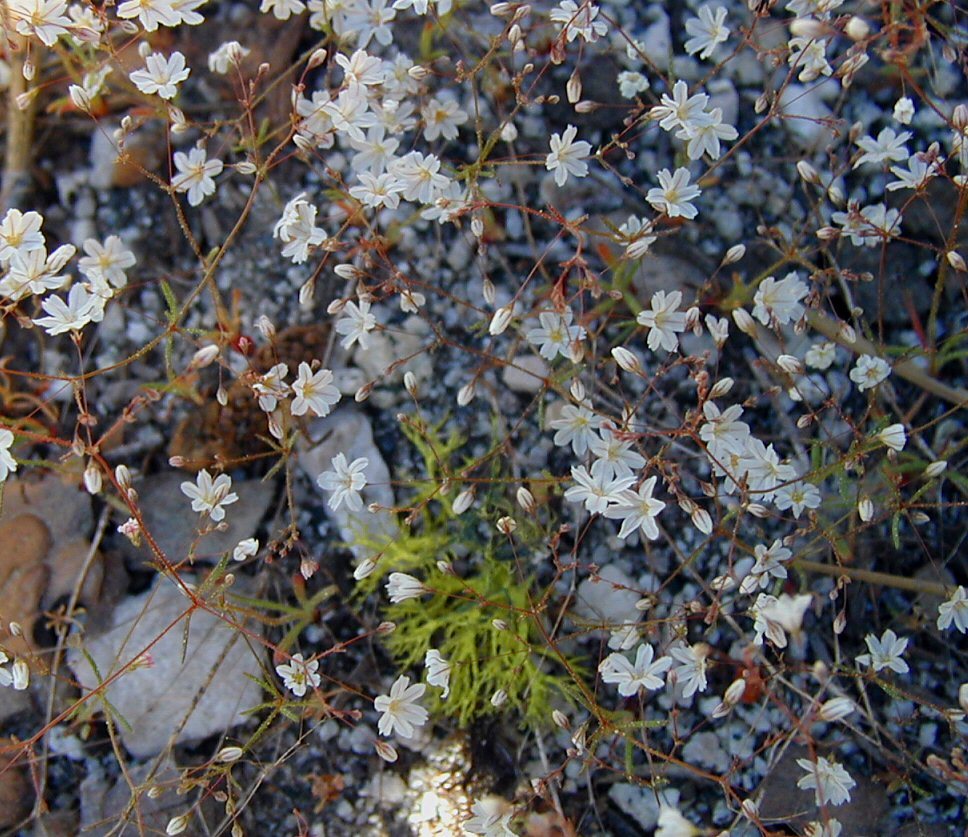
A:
68 575 263 758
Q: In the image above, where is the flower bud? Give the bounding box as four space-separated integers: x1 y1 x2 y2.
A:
844 16 870 41
566 70 582 104
492 618 509 631
490 689 508 707
731 307 757 336
516 486 536 514
709 377 734 398
723 243 746 264
776 354 803 375
925 460 947 478
376 621 396 635
489 305 514 336
818 697 856 722
959 683 968 715
12 659 29 690
457 382 475 406
216 746 244 763
611 346 641 373
354 558 377 580
84 462 102 495
166 815 190 836
375 740 398 762
947 251 966 272
189 344 220 370
404 371 418 397
452 488 474 514
858 497 874 522
796 160 821 184
307 48 327 69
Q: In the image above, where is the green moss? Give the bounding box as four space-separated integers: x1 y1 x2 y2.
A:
351 414 581 729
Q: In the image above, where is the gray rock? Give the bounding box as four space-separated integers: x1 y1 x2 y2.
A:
120 472 275 566
778 83 837 150
68 575 263 758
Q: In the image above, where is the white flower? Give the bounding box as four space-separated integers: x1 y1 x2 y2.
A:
668 644 709 698
208 41 250 74
617 71 649 99
549 0 607 43
386 572 427 604
545 124 592 187
655 807 699 837
588 428 646 481
849 355 890 391
130 51 190 100
421 95 468 142
549 403 603 455
618 215 656 259
751 593 812 647
33 284 98 335
0 208 45 263
290 362 340 417
424 649 451 698
774 481 821 518
604 476 666 540
78 236 136 289
252 363 289 413
374 675 428 738
273 193 327 264
563 465 634 515
0 428 18 482
876 423 906 451
856 629 909 674
260 0 305 20
676 107 737 161
316 452 369 512
937 586 968 633
598 643 671 696
117 0 179 31
752 272 808 326
805 341 836 369
893 96 915 125
526 309 586 361
276 653 320 697
648 80 710 133
647 168 701 219
233 537 259 561
854 127 911 168
796 756 856 807
684 5 729 60
171 147 223 207
349 171 403 210
334 298 377 350
180 469 239 522
9 0 72 46
636 289 687 352
464 797 517 836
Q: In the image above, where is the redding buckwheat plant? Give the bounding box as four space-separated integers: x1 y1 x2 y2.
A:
0 0 966 834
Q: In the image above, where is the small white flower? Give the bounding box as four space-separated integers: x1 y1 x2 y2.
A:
636 289 687 352
526 309 586 361
683 5 729 60
856 629 909 674
0 428 18 482
893 96 915 125
180 469 239 522
233 538 259 562
275 653 320 697
849 355 890 391
545 124 592 187
334 298 377 350
598 643 671 696
937 586 968 633
316 452 369 512
463 797 517 836
374 674 428 738
130 51 190 100
805 341 836 369
752 272 808 326
424 649 451 698
171 147 223 207
647 167 701 219
386 572 428 604
604 476 666 540
290 362 340 417
796 756 856 807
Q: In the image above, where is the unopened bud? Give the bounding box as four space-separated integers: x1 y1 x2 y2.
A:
404 371 418 397
777 354 804 375
844 16 870 41
166 814 190 835
376 621 396 635
818 697 856 722
84 462 102 495
611 346 641 373
946 251 966 272
190 344 220 369
566 70 582 104
307 48 327 69
375 740 398 762
490 688 508 707
489 305 514 336
858 497 874 522
353 558 377 580
516 486 536 514
709 377 734 398
492 618 509 631
216 746 244 763
797 160 821 184
723 243 746 264
452 488 474 514
925 460 948 478
732 307 757 336
457 382 475 406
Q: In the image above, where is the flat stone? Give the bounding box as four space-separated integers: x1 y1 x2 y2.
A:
120 472 275 566
67 575 263 758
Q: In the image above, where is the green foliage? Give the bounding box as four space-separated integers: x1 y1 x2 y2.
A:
384 558 582 729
